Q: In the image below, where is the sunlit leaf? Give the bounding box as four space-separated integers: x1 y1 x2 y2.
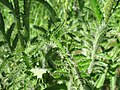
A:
89 0 103 22
30 68 47 78
95 73 106 88
110 76 116 90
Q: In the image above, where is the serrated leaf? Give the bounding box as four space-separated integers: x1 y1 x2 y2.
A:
33 25 47 34
6 23 15 41
11 34 19 50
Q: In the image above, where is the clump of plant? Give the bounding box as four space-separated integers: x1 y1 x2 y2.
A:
0 0 120 90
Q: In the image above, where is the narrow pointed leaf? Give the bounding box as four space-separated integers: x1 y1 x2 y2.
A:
6 23 15 41
33 25 47 34
12 34 19 50
0 0 14 11
19 32 27 48
36 0 60 22
23 0 31 40
95 73 106 88
0 12 6 37
13 0 21 30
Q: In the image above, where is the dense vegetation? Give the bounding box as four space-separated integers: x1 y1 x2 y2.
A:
0 0 120 90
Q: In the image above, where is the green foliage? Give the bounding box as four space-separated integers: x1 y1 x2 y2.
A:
89 0 103 23
0 0 120 90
